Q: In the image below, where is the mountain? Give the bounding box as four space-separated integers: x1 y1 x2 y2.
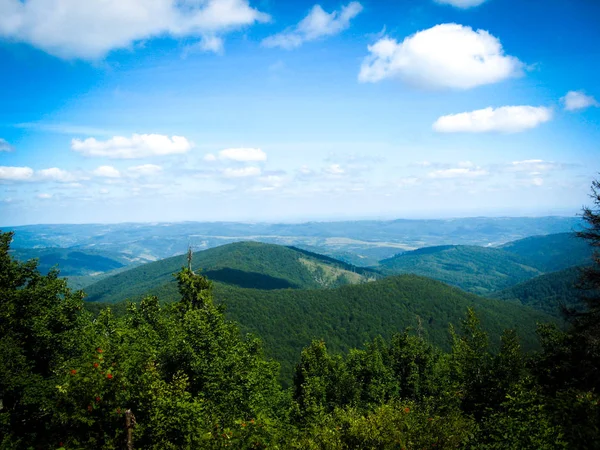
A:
84 241 381 303
491 266 586 316
9 247 154 289
9 247 129 275
87 274 554 383
500 232 593 272
3 216 582 263
377 245 542 295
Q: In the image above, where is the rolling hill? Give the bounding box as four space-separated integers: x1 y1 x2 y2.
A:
377 245 542 295
84 241 381 303
87 273 555 383
492 266 586 316
500 232 593 272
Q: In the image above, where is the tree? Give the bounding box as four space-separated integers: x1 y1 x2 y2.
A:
0 231 90 447
574 177 600 330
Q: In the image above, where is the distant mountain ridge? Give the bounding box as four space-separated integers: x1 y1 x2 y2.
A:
377 232 592 296
3 216 582 263
377 245 542 295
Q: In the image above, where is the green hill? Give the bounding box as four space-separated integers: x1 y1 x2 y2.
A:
491 266 586 316
84 241 380 303
377 245 542 295
500 232 593 272
88 274 554 383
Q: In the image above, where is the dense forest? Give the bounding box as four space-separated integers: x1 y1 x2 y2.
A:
2 219 600 449
2 183 600 448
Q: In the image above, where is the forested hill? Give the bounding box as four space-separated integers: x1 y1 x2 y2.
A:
377 245 542 295
84 241 380 303
500 232 593 272
492 266 585 316
90 273 554 382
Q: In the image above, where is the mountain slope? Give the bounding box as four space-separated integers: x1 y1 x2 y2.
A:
89 274 555 382
377 245 541 295
492 266 585 316
500 232 593 272
9 247 129 276
84 241 380 303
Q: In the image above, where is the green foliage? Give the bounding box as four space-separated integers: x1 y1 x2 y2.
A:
378 245 542 295
3 228 600 449
500 232 593 273
88 274 554 384
492 266 584 316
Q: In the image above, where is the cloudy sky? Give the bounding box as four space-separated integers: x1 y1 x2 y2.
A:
0 0 599 225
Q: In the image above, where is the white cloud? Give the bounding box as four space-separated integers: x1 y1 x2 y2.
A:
262 2 362 49
197 35 224 54
36 167 82 183
396 177 420 187
222 166 261 178
434 0 488 8
256 175 285 191
37 193 52 199
0 138 14 152
433 106 553 133
359 23 523 89
99 188 110 195
561 90 599 111
72 134 192 159
203 153 217 162
218 148 267 162
509 160 562 172
531 177 544 186
428 167 488 178
326 164 345 175
93 165 121 178
0 166 34 181
128 164 163 177
0 0 269 59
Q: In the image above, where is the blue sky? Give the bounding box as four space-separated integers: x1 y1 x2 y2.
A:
0 0 599 225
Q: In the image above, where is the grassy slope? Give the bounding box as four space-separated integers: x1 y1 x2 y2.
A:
84 241 380 303
377 245 542 295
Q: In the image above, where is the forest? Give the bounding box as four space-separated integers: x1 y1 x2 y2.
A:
1 183 600 449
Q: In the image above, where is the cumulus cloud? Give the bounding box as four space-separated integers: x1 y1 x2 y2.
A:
37 167 83 183
0 0 269 59
262 2 362 49
0 138 14 152
433 106 553 133
428 167 488 178
434 0 488 8
128 164 163 177
93 165 121 178
203 153 218 162
561 91 599 111
218 148 267 162
359 23 523 89
72 134 192 159
222 166 261 177
0 166 34 181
